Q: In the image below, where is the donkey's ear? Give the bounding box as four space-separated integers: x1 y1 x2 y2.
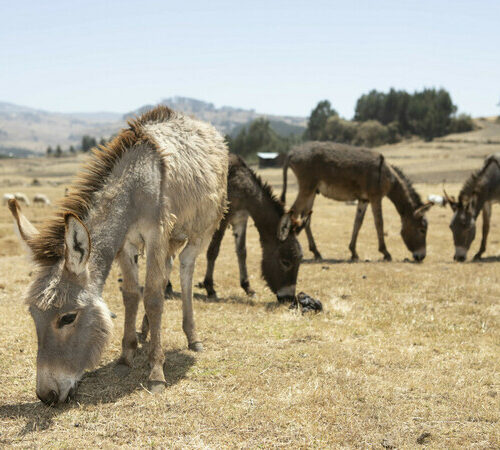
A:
443 189 459 212
414 202 434 218
278 212 293 241
64 213 91 275
8 198 39 258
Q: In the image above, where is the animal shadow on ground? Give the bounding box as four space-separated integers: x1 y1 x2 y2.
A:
301 257 397 265
0 347 195 436
165 284 258 307
471 255 500 263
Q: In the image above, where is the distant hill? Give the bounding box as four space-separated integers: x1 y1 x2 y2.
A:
229 119 305 138
0 102 123 156
125 96 306 136
0 98 306 156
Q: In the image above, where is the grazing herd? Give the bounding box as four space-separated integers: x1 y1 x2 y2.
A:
3 192 50 206
3 106 499 405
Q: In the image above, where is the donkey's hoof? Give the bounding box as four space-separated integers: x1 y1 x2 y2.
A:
246 289 256 298
313 254 323 262
207 293 218 301
114 362 131 378
188 342 204 352
147 380 166 394
383 255 392 262
473 253 482 261
350 255 359 262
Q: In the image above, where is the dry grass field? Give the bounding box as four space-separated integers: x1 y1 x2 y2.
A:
0 121 499 448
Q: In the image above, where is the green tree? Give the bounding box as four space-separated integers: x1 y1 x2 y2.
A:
304 100 337 140
55 145 63 158
81 135 97 152
231 118 292 158
69 145 76 154
46 146 53 157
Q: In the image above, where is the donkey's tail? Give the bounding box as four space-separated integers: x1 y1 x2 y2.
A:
280 154 291 204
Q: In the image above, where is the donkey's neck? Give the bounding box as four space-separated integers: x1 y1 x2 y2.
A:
244 188 282 244
83 149 150 292
85 188 133 291
387 174 416 218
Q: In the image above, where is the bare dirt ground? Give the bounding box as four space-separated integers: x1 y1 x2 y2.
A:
0 122 499 447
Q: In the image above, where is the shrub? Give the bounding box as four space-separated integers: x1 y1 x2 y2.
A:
448 114 475 133
324 116 358 143
354 120 390 147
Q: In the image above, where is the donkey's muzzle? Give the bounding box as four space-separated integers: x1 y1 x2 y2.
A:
37 389 59 406
413 253 425 262
454 254 466 262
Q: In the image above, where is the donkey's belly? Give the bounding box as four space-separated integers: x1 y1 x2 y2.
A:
318 181 362 202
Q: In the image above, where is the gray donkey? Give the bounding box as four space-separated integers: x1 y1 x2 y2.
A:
444 153 500 261
281 142 433 262
8 106 228 404
200 154 303 303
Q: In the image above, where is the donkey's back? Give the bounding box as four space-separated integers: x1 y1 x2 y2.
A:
142 114 228 240
287 142 392 201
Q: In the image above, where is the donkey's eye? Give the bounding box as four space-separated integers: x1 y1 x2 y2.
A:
280 258 292 269
58 313 77 327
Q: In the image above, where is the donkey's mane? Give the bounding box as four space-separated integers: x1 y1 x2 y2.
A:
232 154 284 217
28 105 175 265
391 165 423 208
459 156 499 202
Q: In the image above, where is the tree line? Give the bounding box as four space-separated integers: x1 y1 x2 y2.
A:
46 136 108 157
229 87 474 158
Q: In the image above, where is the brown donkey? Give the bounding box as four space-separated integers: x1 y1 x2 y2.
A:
201 154 303 303
281 142 433 262
8 106 228 403
444 153 500 261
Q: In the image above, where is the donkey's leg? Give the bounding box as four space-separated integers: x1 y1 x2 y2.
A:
232 212 254 296
305 217 322 261
371 198 392 261
474 202 492 260
180 241 205 352
143 239 168 391
140 255 174 342
116 244 141 370
203 218 229 299
297 191 321 260
349 200 368 261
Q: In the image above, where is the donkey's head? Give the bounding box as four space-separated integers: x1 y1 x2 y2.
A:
259 211 305 303
444 191 477 261
8 199 112 405
400 203 433 261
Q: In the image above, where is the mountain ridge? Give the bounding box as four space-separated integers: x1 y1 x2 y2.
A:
0 97 306 156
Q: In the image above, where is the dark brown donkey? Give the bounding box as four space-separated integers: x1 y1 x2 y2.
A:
281 142 434 262
444 153 500 261
201 154 303 303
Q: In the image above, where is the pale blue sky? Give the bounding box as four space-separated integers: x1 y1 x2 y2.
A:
1 0 499 118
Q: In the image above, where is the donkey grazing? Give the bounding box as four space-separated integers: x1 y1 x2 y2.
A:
8 106 228 403
33 193 51 206
15 192 30 206
444 153 500 261
281 142 433 262
201 154 303 303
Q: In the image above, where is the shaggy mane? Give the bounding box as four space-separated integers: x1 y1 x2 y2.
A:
231 155 284 217
28 105 175 265
391 165 423 208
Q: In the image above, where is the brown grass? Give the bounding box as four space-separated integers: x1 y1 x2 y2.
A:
0 135 499 448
